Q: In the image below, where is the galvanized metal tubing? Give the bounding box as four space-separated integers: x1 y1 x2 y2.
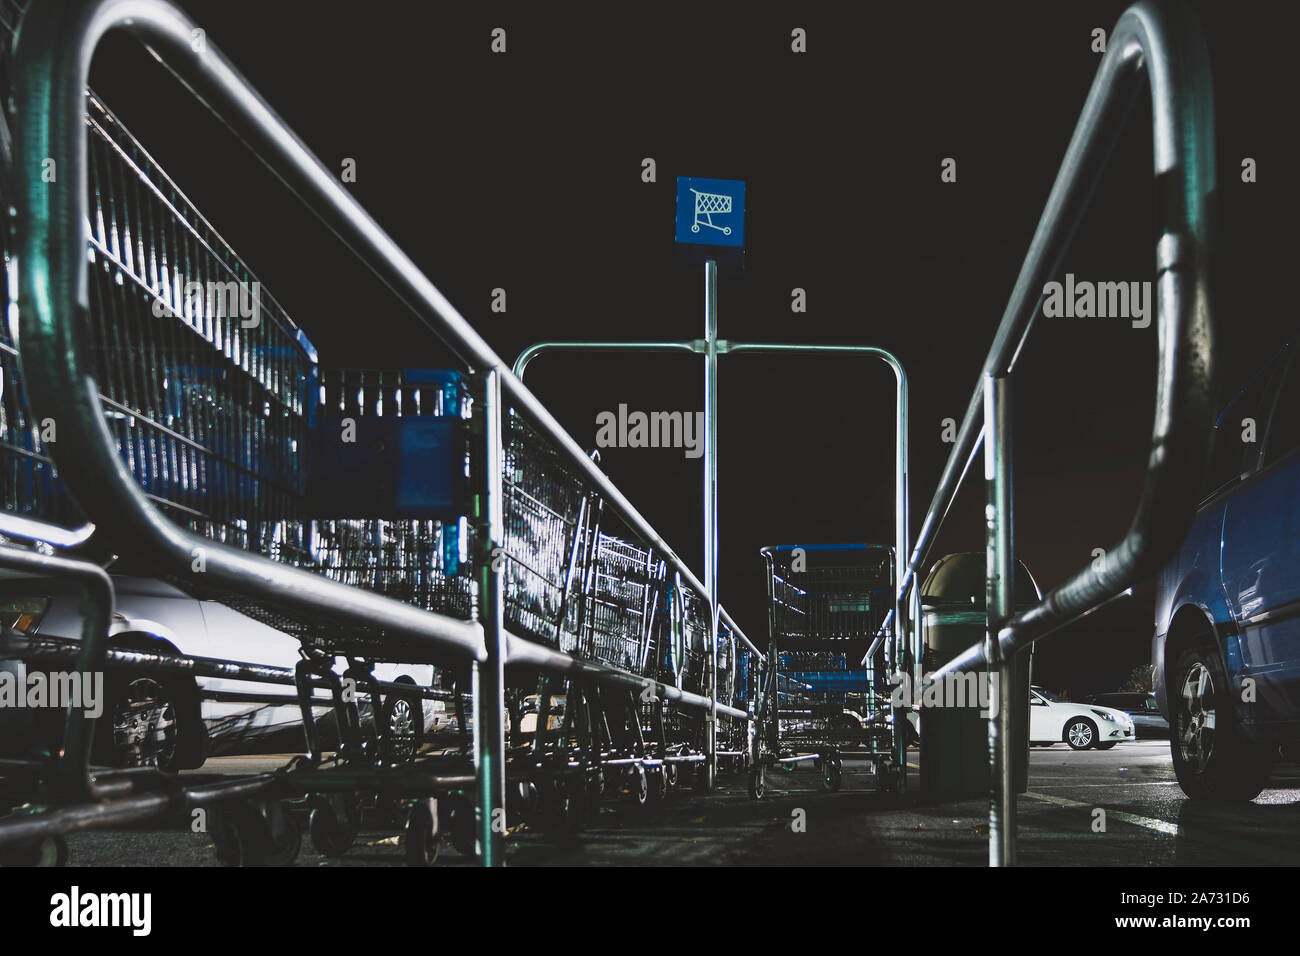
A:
9 0 760 863
515 339 909 780
983 374 1015 866
889 0 1217 864
897 0 1216 675
703 261 720 789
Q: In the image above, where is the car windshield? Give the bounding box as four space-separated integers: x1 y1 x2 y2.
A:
1033 687 1064 702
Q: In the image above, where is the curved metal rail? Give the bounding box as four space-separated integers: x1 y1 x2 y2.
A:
11 0 759 862
891 0 1217 864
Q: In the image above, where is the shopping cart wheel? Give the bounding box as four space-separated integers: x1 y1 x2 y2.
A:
646 766 667 808
539 775 584 837
563 775 589 833
213 800 300 867
748 764 766 800
308 793 358 858
663 762 679 790
404 800 439 867
822 756 843 791
0 834 68 867
586 769 605 819
722 226 732 236
628 764 649 807
447 795 477 857
510 778 540 821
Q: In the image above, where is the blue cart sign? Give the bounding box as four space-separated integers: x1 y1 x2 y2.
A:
675 176 745 248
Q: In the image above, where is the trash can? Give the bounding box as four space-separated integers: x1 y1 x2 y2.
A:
918 552 1036 797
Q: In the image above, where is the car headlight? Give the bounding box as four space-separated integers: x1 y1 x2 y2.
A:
1091 708 1120 723
1 597 51 634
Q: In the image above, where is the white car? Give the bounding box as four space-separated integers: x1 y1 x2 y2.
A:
1029 686 1135 750
1 575 442 769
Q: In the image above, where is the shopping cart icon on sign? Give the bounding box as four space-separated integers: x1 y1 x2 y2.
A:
689 188 733 236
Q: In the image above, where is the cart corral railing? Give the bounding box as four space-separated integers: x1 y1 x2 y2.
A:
883 0 1216 865
8 0 757 866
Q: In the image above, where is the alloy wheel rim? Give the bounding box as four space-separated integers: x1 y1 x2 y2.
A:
1069 721 1093 748
1178 661 1216 772
113 678 177 767
388 697 416 760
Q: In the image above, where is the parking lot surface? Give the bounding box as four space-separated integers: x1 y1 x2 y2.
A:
55 741 1300 866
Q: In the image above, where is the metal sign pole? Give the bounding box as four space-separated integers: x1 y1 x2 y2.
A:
704 259 720 791
984 373 1016 866
473 369 508 866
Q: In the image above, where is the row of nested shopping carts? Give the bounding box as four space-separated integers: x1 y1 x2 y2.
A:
754 544 905 797
0 0 761 866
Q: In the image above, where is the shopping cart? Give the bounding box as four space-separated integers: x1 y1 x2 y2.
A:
2 0 762 865
690 188 733 236
752 544 902 797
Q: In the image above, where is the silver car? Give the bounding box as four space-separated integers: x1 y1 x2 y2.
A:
1 575 442 769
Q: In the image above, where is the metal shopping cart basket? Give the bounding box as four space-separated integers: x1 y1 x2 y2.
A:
753 543 902 796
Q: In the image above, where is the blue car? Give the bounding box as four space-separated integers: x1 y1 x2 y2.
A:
1154 338 1300 800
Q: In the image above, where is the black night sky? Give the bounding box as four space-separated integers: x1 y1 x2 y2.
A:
82 0 1299 696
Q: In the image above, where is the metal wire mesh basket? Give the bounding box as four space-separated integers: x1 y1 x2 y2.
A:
502 409 592 650
579 532 662 674
767 546 893 647
83 94 317 561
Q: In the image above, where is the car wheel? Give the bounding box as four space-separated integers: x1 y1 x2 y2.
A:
95 675 184 770
1170 642 1273 802
380 689 421 764
1094 742 1119 751
1065 717 1097 750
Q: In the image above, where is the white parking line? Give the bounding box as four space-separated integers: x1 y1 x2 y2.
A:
1029 781 1181 788
1024 790 1180 836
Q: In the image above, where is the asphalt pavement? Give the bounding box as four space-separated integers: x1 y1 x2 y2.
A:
50 739 1300 866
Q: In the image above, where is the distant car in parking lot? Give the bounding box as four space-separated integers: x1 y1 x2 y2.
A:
1029 686 1135 750
0 575 439 770
1154 336 1300 800
1084 692 1169 738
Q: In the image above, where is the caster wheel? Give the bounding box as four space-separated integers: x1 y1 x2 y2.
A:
0 834 68 867
510 779 540 821
540 775 583 837
748 764 766 800
822 757 843 791
214 800 300 866
563 776 588 834
262 801 302 866
646 767 667 807
308 794 358 858
663 763 679 789
447 794 477 858
404 800 438 866
629 764 649 807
